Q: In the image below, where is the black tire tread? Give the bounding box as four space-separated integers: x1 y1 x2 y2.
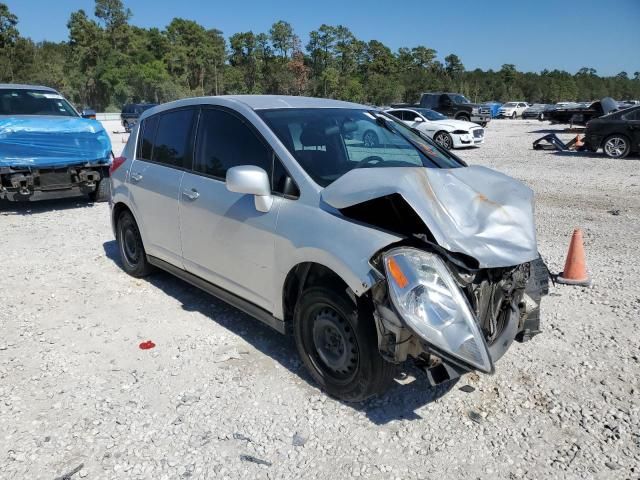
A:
294 286 395 402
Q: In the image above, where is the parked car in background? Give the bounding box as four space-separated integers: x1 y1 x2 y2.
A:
547 97 618 126
121 103 157 132
418 92 492 126
386 107 484 149
584 105 640 159
110 95 547 402
522 104 552 120
80 108 97 120
482 101 503 118
498 102 529 119
0 84 112 202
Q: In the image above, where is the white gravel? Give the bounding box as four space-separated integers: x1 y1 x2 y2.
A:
1 119 638 479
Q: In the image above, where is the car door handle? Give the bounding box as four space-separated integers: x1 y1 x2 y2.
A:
130 172 143 183
182 189 200 201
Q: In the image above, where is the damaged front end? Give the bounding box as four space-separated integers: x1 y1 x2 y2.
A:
322 165 549 386
369 246 548 386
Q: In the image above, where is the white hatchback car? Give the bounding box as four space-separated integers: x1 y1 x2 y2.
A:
110 95 547 402
385 108 484 150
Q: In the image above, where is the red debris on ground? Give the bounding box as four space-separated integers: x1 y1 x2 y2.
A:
138 340 156 350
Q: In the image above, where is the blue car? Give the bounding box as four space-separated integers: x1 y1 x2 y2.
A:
0 84 112 202
481 101 503 118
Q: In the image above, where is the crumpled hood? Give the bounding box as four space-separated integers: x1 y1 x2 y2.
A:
0 116 112 169
322 165 539 268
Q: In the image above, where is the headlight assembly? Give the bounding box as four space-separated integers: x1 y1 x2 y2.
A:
383 247 493 373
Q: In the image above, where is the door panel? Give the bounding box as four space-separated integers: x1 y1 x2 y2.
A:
178 107 281 312
128 160 184 266
179 174 281 310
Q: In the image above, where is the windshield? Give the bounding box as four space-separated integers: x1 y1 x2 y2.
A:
259 108 463 187
451 95 470 104
503 102 518 108
413 108 447 121
0 89 78 117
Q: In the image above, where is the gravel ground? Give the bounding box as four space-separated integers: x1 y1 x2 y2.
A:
1 119 638 480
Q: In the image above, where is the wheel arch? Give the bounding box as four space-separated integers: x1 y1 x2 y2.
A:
282 262 367 330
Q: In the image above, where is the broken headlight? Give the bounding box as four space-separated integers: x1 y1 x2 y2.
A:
383 247 493 373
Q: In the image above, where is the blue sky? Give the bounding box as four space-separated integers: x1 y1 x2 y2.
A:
8 0 640 76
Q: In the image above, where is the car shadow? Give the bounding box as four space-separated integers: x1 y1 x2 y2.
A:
102 239 459 425
0 196 97 216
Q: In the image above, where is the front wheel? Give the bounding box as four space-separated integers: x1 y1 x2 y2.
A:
116 211 153 277
456 114 470 122
88 178 110 202
362 130 379 148
434 131 454 150
511 112 517 119
294 287 395 402
603 135 631 159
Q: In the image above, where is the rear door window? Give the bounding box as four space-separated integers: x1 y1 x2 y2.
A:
138 115 159 160
151 109 196 169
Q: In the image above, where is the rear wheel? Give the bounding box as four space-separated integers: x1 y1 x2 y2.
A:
116 211 152 277
603 134 631 159
434 131 453 150
294 286 395 402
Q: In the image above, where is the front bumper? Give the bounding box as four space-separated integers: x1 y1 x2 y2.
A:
0 164 106 202
452 129 485 148
470 114 491 124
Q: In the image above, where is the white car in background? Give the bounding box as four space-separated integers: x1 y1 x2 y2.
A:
385 107 484 149
498 102 529 119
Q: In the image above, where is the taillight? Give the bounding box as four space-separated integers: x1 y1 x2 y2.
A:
110 156 126 174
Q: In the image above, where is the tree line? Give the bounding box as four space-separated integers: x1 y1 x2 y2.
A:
1 0 639 111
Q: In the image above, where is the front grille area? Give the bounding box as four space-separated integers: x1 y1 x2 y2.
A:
478 107 490 115
473 129 484 138
39 170 72 190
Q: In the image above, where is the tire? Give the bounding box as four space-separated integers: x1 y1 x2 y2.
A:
362 130 379 148
293 286 395 402
434 131 454 150
480 122 488 128
456 114 470 122
116 211 152 277
602 134 631 159
123 120 130 132
88 178 110 203
511 112 517 120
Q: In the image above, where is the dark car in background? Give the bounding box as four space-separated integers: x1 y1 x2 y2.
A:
418 93 492 126
585 105 640 159
547 97 618 126
121 103 157 132
522 104 552 120
0 84 112 202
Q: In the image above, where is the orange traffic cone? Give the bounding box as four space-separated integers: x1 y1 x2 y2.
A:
557 228 591 286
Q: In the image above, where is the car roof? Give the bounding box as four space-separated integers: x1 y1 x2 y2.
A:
0 83 59 92
140 95 371 122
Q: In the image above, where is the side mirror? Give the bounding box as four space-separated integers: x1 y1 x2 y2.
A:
226 165 273 213
413 116 424 123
